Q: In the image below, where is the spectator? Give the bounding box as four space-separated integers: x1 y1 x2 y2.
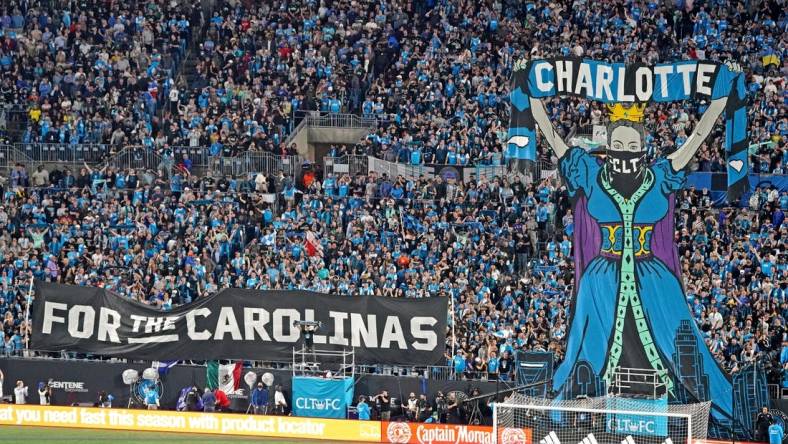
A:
357 396 371 421
214 388 230 412
202 388 216 412
14 380 27 405
373 390 390 421
250 382 268 414
273 385 287 415
37 381 50 405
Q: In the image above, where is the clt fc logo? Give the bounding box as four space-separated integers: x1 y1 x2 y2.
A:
607 418 656 434
386 422 412 444
500 428 528 444
296 397 341 411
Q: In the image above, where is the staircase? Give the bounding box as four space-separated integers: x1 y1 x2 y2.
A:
179 53 203 91
0 106 29 143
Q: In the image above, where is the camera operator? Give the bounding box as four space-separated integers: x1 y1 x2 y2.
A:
446 392 463 424
372 390 390 421
434 391 447 423
96 391 112 408
37 381 52 405
417 394 432 422
185 386 201 411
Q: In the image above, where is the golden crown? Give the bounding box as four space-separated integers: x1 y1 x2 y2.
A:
606 103 646 123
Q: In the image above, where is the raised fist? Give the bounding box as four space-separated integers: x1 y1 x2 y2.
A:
513 58 528 72
724 60 742 73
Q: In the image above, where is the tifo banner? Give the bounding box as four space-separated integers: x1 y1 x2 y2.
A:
507 57 748 200
32 281 447 365
292 377 354 419
0 404 381 442
511 56 767 438
382 422 531 444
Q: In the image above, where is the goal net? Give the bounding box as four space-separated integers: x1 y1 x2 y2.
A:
493 394 711 444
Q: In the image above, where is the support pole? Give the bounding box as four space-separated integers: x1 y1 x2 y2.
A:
24 277 33 351
450 293 456 378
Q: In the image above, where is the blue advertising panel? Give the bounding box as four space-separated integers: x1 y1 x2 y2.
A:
606 397 668 437
292 376 354 419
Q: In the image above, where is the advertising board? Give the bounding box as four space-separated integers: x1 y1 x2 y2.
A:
0 405 381 442
382 421 531 444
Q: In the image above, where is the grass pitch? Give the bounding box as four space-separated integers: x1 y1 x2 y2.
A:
0 425 352 443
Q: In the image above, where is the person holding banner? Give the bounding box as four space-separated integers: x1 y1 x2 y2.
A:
519 58 745 422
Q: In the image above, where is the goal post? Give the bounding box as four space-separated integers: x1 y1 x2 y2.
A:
492 395 710 444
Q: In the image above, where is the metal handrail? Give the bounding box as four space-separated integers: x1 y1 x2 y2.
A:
3 348 494 382
294 111 378 129
284 115 309 147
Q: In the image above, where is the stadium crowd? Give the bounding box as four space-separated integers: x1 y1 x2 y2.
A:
1 0 195 148
2 0 785 166
0 164 786 382
0 0 785 390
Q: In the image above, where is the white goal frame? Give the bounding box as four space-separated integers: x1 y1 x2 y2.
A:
493 402 693 444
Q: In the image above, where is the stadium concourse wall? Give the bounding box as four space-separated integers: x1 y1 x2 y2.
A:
0 357 499 410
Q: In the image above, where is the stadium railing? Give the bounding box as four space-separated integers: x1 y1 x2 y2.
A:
6 348 498 382
213 151 303 178
2 144 303 179
15 142 110 168
102 146 164 172
295 111 379 129
323 155 369 177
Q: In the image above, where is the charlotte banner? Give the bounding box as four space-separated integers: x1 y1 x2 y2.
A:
32 282 447 365
292 377 354 419
511 58 765 439
507 57 748 201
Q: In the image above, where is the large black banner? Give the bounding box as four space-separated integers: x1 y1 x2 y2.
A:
32 282 448 365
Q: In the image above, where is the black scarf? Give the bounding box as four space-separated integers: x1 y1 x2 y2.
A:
605 151 646 199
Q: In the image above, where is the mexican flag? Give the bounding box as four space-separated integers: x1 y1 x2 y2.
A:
304 231 323 257
206 361 243 393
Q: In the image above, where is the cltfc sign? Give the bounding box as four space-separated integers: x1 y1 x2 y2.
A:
291 377 353 419
295 397 343 411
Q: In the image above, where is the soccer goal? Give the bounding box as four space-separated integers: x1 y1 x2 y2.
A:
492 394 711 444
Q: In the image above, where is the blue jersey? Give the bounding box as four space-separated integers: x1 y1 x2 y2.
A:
144 390 159 405
769 424 784 444
357 402 371 420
